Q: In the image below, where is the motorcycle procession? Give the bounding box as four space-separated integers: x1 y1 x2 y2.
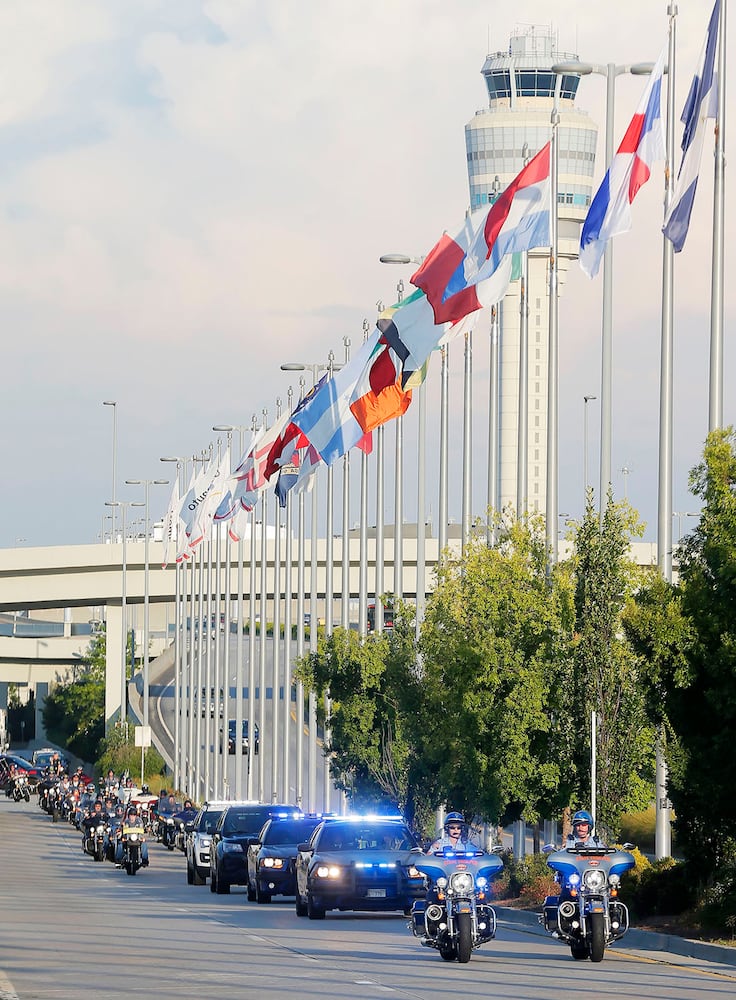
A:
9 754 637 964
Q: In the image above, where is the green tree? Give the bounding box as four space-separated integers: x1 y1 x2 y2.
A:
655 429 736 874
42 629 106 763
296 611 431 829
416 516 573 826
567 492 653 839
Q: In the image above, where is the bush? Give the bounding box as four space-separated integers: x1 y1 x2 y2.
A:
96 726 166 783
492 851 558 905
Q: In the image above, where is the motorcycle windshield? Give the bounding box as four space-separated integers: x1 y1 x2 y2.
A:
416 849 503 884
546 846 635 881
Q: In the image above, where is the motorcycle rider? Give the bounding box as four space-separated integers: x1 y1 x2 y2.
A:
565 810 604 848
429 812 482 853
115 804 149 867
81 799 107 853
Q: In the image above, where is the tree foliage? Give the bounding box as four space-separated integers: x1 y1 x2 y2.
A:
641 429 736 875
566 492 654 838
416 516 573 827
42 630 106 763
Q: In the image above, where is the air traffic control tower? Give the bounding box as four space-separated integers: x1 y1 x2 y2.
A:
465 25 598 515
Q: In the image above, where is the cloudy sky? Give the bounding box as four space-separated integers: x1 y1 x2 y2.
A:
0 0 729 549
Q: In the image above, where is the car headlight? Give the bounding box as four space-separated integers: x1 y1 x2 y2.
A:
583 869 607 891
315 864 343 879
223 842 243 853
261 857 285 869
450 872 475 894
200 837 212 848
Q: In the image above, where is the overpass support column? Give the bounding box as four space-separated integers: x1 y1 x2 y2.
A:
105 603 124 729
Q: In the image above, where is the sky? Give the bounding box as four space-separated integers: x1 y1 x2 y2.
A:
0 0 730 549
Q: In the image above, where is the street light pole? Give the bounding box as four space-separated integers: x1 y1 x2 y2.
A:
125 479 168 728
106 499 144 731
103 401 117 542
583 395 597 512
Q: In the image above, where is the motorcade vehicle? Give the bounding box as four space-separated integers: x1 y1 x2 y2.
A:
410 846 503 963
541 843 636 961
7 770 31 801
0 753 43 788
246 814 322 903
186 801 228 885
120 826 146 876
31 748 70 772
226 718 259 755
209 802 297 895
294 815 425 919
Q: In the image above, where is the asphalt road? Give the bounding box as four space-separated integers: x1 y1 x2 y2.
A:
3 797 736 1000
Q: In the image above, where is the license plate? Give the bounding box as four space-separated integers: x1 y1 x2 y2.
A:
366 888 386 898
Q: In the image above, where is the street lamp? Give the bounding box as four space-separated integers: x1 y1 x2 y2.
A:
552 59 655 513
672 511 699 544
106 499 144 729
125 479 168 728
103 401 118 542
583 395 597 511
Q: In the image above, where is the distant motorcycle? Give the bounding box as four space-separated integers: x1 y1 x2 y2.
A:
9 773 30 802
120 827 145 876
409 848 503 963
541 843 636 962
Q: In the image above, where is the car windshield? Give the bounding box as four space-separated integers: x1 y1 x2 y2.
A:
222 809 271 836
197 809 223 833
263 819 320 845
317 822 415 851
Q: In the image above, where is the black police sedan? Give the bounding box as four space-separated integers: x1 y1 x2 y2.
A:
246 815 322 903
294 815 425 919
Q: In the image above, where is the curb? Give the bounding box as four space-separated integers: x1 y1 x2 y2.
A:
495 906 736 968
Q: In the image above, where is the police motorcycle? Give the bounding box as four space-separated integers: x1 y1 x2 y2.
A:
541 812 636 963
409 846 503 963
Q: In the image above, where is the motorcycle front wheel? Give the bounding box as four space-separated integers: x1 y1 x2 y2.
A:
570 940 588 961
589 911 605 962
456 912 472 963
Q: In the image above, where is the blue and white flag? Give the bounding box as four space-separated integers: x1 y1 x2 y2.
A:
663 0 720 252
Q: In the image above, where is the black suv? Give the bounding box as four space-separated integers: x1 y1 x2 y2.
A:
209 802 297 894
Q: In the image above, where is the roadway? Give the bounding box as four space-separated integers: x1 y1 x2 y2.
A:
2 797 735 1000
132 633 332 810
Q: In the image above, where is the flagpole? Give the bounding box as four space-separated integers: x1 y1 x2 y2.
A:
359 321 370 638
247 414 260 801
488 306 499 545
282 387 294 804
296 485 306 809
656 0 679 862
517 145 532 521
710 0 726 431
546 74 561 565
272 396 282 804
394 281 404 603
439 345 449 561
195 535 205 799
213 472 222 798
462 329 472 551
258 408 268 803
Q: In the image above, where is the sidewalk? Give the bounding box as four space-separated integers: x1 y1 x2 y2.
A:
497 904 736 969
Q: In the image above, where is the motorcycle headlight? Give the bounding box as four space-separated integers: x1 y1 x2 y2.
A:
261 857 285 869
129 833 140 842
436 877 448 889
583 869 607 891
476 876 488 889
315 864 342 879
166 818 174 825
609 873 621 887
450 872 475 894
408 866 423 879
97 825 105 834
567 873 581 888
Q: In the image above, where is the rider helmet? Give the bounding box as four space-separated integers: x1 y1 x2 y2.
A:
571 809 595 833
443 811 467 836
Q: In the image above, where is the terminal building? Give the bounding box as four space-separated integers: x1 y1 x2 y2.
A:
464 25 598 514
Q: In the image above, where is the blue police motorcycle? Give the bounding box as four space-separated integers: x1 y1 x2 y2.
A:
541 844 636 962
409 848 503 963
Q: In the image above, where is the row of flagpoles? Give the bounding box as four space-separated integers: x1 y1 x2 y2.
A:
156 0 726 809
